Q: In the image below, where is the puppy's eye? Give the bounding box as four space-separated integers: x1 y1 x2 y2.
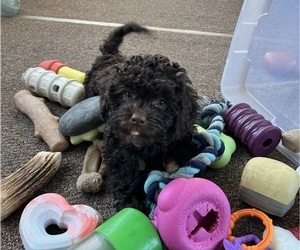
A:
152 100 167 109
123 91 132 99
159 100 165 106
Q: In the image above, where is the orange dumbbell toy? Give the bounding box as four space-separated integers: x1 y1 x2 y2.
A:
39 60 86 83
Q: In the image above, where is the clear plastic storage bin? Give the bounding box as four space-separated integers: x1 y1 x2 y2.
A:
221 0 299 165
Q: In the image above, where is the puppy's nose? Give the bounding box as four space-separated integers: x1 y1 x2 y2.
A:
131 112 146 125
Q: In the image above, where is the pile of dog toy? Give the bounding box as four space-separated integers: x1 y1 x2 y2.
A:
1 59 299 250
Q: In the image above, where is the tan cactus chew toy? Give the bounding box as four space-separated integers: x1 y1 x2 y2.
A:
1 151 62 221
13 90 69 152
76 140 107 193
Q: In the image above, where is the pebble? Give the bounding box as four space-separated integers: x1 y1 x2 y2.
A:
282 129 300 153
262 51 298 75
59 96 104 136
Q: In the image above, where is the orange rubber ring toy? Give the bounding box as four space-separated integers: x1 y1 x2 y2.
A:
227 208 274 250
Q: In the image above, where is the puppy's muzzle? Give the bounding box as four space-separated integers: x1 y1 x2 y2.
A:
131 112 146 126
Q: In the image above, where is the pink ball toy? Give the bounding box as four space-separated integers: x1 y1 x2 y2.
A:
152 178 231 250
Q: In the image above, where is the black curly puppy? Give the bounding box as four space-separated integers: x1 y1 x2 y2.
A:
83 22 203 211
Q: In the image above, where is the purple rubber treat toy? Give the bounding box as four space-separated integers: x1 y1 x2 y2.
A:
152 178 231 250
224 103 282 156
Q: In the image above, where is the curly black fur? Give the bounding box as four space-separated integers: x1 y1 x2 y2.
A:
83 22 200 212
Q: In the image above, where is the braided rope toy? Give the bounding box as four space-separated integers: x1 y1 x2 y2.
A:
144 99 231 218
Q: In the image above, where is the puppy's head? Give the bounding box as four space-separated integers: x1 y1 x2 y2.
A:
101 54 199 147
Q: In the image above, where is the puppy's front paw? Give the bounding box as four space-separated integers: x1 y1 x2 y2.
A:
113 196 144 212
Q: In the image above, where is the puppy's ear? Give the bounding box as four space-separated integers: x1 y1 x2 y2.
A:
100 91 110 120
172 79 199 141
100 73 125 120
